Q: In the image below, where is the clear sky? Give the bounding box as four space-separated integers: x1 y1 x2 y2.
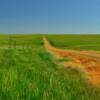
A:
0 0 100 34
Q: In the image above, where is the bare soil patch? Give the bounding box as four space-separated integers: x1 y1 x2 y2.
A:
43 37 100 86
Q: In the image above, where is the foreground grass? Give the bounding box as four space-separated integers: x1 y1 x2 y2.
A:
0 47 100 100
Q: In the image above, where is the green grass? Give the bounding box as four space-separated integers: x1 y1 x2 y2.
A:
46 34 100 50
0 34 100 100
1 34 100 50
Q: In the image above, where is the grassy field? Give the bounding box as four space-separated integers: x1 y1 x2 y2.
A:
0 34 100 50
0 34 100 100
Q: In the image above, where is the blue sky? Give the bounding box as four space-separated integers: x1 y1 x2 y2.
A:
0 0 100 34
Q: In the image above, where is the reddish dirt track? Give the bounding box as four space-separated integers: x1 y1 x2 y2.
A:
43 37 100 86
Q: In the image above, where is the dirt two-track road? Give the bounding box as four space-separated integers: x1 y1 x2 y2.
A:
43 37 100 86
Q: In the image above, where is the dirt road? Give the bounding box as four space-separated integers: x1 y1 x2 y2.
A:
43 37 100 86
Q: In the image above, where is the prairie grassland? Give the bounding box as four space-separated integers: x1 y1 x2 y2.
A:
0 34 100 100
